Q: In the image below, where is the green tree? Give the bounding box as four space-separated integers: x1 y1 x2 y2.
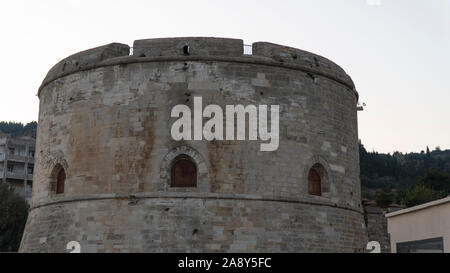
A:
375 189 394 208
0 182 29 252
402 183 446 208
394 188 406 205
361 190 374 200
418 168 450 195
0 121 37 137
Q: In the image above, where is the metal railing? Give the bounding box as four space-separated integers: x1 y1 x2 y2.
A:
243 44 253 55
6 154 27 162
6 171 26 180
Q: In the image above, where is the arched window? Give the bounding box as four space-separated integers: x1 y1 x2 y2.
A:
171 155 197 187
56 168 66 194
308 167 322 196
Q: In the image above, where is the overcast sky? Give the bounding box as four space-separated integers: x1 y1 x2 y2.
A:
0 0 448 153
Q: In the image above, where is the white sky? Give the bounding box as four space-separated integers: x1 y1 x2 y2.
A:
0 0 448 154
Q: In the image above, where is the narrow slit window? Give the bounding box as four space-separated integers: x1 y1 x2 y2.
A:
183 45 190 55
56 168 66 194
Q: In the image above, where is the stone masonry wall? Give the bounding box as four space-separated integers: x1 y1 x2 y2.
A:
364 206 391 253
20 38 367 252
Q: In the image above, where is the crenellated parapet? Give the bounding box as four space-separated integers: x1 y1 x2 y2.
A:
40 43 130 95
38 37 357 99
252 42 355 89
133 37 244 57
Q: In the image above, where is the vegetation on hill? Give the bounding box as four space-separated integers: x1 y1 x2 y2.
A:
0 182 29 252
360 142 450 208
0 121 37 137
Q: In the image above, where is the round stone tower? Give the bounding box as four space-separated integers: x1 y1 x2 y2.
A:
20 37 367 252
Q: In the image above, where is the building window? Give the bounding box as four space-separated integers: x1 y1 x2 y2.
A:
56 168 66 194
8 148 15 155
397 237 444 253
7 163 14 172
27 165 34 175
29 150 35 158
171 154 197 187
308 164 326 196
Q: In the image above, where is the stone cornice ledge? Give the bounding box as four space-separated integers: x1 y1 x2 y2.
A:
30 192 364 215
38 55 359 100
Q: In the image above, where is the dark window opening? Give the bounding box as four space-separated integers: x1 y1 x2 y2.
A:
397 237 444 253
183 45 190 55
171 155 197 187
56 168 66 194
308 167 322 196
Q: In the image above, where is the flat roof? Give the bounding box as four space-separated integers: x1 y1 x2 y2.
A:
386 196 450 218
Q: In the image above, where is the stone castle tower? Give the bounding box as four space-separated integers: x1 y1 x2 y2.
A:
20 37 368 252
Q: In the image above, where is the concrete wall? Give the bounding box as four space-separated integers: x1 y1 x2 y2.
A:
20 37 366 253
387 197 450 253
0 135 35 203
